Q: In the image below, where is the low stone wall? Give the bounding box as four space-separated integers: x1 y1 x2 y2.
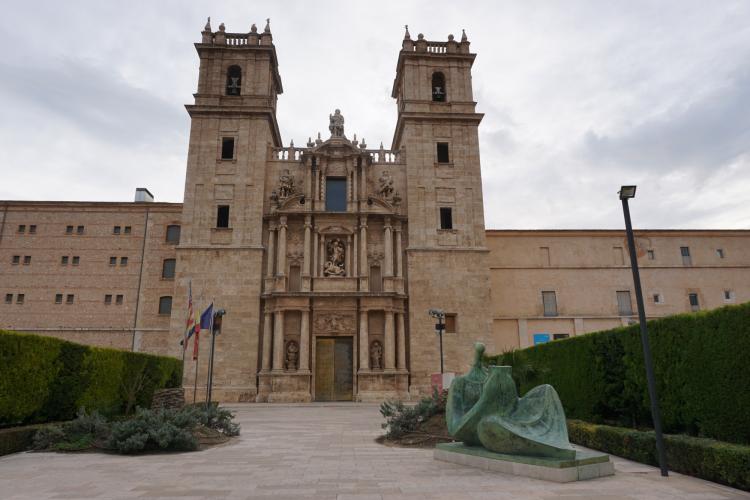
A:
151 388 185 410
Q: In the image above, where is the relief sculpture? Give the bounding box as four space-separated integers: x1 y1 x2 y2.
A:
378 170 394 199
278 169 296 198
313 313 355 334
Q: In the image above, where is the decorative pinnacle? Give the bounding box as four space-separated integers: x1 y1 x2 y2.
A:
251 23 257 33
290 139 294 148
461 29 467 42
204 17 211 32
219 22 225 32
417 33 424 40
404 25 411 40
379 141 384 150
448 34 454 42
264 18 271 33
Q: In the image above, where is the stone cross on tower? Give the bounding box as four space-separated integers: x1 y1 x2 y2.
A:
329 109 345 137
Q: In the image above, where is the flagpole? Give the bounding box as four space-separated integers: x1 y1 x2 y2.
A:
206 302 216 406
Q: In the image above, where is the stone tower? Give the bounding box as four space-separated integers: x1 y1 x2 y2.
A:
170 19 283 401
391 29 494 394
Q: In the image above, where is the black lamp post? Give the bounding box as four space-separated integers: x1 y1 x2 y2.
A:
428 308 445 374
619 185 668 477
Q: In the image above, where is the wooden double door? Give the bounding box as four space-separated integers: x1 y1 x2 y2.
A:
314 337 353 401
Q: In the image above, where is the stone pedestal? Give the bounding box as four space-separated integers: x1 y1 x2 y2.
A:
356 371 409 402
258 371 312 403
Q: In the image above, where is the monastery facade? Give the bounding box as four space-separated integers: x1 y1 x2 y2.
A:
2 21 749 402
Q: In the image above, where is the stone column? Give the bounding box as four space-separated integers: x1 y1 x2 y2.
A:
352 159 358 202
299 310 310 371
384 310 396 370
353 232 358 278
303 216 312 277
397 312 407 370
272 310 284 371
319 233 325 276
345 235 352 277
313 231 319 277
394 223 403 277
359 310 369 371
359 216 368 276
277 216 287 276
262 311 273 371
266 225 276 277
384 217 393 277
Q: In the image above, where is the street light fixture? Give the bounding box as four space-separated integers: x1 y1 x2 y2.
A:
619 185 668 477
428 308 446 374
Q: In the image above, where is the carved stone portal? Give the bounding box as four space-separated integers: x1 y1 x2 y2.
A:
285 340 299 370
324 238 346 277
370 340 383 370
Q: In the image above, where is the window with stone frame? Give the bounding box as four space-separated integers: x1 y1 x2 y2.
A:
124 226 131 234
72 256 80 266
221 137 235 160
66 294 74 304
325 177 347 212
162 259 176 279
616 290 633 316
17 294 24 304
437 142 450 163
5 294 12 304
370 265 382 293
23 256 31 265
216 205 230 228
432 72 446 102
17 225 25 233
113 226 121 235
66 225 74 234
104 294 112 305
116 294 124 305
445 313 457 333
689 293 700 312
542 291 558 317
226 65 242 95
61 256 69 265
166 225 181 244
76 225 84 235
12 255 20 265
29 225 36 234
159 296 173 315
55 294 63 304
439 207 453 230
288 265 301 292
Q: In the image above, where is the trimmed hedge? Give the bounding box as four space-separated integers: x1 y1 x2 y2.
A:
0 330 182 427
568 420 750 491
486 302 750 445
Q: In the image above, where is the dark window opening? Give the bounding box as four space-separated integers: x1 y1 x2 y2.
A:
12 255 20 265
55 294 63 304
717 248 725 258
76 225 84 235
724 290 732 300
120 257 128 266
29 225 36 234
325 177 347 212
432 72 446 102
689 293 699 311
109 256 117 266
5 294 12 304
124 226 131 234
17 225 25 233
115 294 124 305
113 226 121 235
72 256 80 266
553 333 570 340
216 205 230 228
159 296 173 315
439 207 453 230
221 137 235 160
166 225 181 244
647 249 655 260
226 65 242 95
437 142 450 163
542 291 558 317
66 225 74 234
61 256 69 265
162 259 176 279
66 294 74 304
17 294 25 304
681 246 692 266
445 313 457 333
104 294 112 305
23 256 31 265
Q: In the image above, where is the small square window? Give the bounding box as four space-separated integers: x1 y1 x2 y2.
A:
104 294 112 305
29 225 37 234
115 294 124 305
445 313 457 333
553 333 570 340
17 224 25 233
66 294 74 304
113 226 121 235
221 137 235 160
55 294 63 304
109 256 117 266
61 256 69 265
124 226 131 234
716 249 725 259
76 225 84 235
72 256 80 266
17 294 24 304
12 255 20 265
120 257 128 266
216 205 230 228
724 290 733 301
5 294 13 304
66 225 74 234
439 207 453 230
159 296 173 315
653 293 662 304
23 256 31 265
437 142 450 163
647 249 655 260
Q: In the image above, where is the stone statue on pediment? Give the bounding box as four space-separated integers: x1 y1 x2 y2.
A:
285 341 299 370
324 237 346 277
370 341 383 370
278 169 296 198
329 109 345 137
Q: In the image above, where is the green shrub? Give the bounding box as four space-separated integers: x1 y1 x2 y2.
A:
487 303 750 444
568 420 750 491
0 330 182 426
31 425 66 450
380 388 445 439
107 407 198 454
191 403 241 437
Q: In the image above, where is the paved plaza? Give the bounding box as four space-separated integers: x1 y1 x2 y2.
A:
0 404 747 499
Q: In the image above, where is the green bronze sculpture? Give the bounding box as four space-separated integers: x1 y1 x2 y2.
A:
446 343 575 459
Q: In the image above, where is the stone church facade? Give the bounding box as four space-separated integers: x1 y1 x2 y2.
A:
2 21 749 403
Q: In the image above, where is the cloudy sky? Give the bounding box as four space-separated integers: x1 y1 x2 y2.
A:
1 1 748 229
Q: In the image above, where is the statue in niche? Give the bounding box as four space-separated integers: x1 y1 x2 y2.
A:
278 169 296 198
285 341 299 370
323 238 346 277
379 170 394 199
329 109 345 137
370 340 383 370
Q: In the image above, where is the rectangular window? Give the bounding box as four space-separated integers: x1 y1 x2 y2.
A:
115 294 124 305
724 290 733 301
159 296 173 315
113 226 121 235
61 256 69 265
55 294 63 304
66 225 74 234
109 256 117 266
553 333 570 340
540 247 551 267
12 255 20 265
439 207 453 230
369 265 383 293
647 249 655 260
66 294 74 304
617 290 633 316
325 177 347 212
716 248 725 259
688 293 699 311
124 226 131 234
17 225 25 233
216 205 230 228
120 257 128 266
29 225 37 234
104 294 112 305
437 142 450 163
613 247 624 265
23 256 31 265
288 265 301 292
4 294 12 304
653 293 662 304
445 314 457 333
72 256 80 266
221 137 235 160
166 225 181 244
162 259 176 279
17 294 24 304
76 225 84 235
680 246 691 266
542 291 558 317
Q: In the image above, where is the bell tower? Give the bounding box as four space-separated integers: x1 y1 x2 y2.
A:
170 18 283 402
391 28 494 394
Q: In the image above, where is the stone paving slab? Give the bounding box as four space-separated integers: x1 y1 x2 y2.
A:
0 403 747 499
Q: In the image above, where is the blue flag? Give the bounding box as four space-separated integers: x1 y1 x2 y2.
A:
200 303 214 330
